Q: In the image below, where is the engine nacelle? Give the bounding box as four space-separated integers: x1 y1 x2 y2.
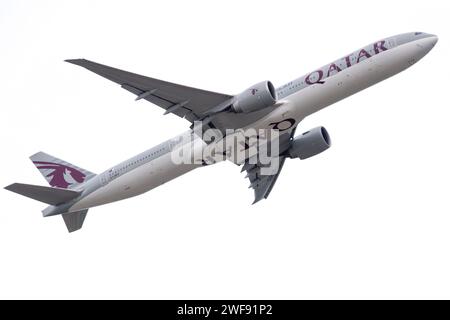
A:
232 81 277 113
288 127 331 160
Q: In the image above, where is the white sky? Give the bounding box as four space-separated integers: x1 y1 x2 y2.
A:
0 0 449 299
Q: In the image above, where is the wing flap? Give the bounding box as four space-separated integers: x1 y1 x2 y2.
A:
241 128 296 203
244 157 287 204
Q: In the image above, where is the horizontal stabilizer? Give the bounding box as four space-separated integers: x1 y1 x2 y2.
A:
4 183 80 205
62 210 88 233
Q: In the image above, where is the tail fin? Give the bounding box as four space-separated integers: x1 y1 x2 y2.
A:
4 183 81 205
5 183 88 233
30 151 95 189
62 209 88 232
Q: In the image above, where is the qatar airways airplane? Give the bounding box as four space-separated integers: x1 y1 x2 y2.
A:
5 32 437 232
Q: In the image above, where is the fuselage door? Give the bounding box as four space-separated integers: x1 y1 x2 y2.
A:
100 170 112 186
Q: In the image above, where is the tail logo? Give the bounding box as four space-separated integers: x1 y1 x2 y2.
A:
33 161 86 188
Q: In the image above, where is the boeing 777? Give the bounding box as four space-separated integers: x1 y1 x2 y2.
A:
5 32 438 232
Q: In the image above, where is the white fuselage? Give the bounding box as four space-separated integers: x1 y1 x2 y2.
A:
67 33 437 213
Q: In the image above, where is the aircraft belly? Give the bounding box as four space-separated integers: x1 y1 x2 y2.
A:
70 153 200 211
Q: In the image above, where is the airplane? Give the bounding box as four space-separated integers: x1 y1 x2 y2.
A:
5 32 438 232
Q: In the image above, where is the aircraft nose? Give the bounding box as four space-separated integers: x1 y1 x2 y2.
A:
411 33 438 63
415 33 438 49
423 34 438 51
413 32 438 46
428 34 439 47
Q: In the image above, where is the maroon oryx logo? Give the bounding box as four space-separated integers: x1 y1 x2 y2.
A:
251 88 258 95
33 161 86 188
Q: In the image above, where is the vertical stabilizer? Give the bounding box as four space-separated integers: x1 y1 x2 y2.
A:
30 152 95 189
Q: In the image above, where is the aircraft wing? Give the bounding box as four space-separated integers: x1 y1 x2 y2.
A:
242 156 287 203
241 128 296 203
66 59 233 122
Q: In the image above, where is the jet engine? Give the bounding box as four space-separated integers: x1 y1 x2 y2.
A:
232 81 277 113
288 126 331 160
